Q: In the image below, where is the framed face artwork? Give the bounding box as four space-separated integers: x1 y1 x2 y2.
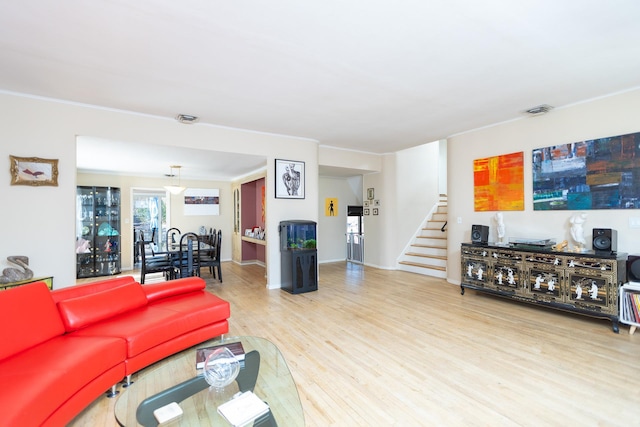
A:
275 159 305 199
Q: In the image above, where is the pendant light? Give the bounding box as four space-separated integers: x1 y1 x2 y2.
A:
164 165 185 195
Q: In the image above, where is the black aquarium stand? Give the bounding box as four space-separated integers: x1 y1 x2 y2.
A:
279 220 318 294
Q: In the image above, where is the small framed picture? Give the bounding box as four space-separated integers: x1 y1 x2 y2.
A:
9 155 59 186
275 159 305 199
364 200 370 207
364 208 370 215
373 208 379 215
367 188 375 200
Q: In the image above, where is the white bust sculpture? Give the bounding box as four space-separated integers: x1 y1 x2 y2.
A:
494 212 506 243
569 212 587 250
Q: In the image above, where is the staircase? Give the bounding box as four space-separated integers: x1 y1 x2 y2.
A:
397 194 448 279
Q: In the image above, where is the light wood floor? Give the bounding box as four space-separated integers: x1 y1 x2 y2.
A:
70 262 639 426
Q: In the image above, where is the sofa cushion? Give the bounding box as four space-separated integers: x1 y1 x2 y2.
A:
57 282 148 332
0 334 126 426
0 281 65 362
143 276 206 302
50 275 136 303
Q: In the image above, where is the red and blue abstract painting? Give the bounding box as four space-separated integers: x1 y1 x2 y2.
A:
533 131 640 210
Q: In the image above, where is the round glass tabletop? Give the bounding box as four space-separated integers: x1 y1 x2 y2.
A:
114 336 304 426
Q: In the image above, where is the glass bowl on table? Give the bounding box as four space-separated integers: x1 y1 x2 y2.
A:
202 347 240 391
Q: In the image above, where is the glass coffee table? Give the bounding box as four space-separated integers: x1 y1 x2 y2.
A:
114 336 304 426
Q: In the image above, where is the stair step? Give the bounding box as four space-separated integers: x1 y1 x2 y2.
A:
399 261 446 271
412 243 447 249
399 197 448 277
405 252 447 260
408 245 446 258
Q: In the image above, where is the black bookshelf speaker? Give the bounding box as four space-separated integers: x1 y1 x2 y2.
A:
628 255 640 282
471 224 489 244
592 228 617 253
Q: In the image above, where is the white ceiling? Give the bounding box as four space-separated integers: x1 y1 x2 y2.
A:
76 136 267 181
2 1 640 179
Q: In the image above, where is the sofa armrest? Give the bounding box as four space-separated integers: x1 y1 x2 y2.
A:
143 277 206 303
0 282 65 361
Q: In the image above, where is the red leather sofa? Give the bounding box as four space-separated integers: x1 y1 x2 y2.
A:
0 275 230 426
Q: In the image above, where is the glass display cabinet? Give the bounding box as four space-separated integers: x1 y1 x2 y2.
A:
279 220 317 294
76 186 121 278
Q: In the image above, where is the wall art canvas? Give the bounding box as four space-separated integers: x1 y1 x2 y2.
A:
184 188 220 215
275 159 305 199
325 198 338 216
473 151 524 211
532 131 640 210
10 155 59 186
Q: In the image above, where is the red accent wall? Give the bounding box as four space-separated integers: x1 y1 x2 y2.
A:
241 178 266 263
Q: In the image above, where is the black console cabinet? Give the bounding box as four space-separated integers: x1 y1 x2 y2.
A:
461 242 626 332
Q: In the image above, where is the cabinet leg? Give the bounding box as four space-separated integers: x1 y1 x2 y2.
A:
611 320 619 334
460 286 465 295
630 325 637 335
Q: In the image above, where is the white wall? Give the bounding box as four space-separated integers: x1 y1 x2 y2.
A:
362 168 387 268
438 139 447 195
318 175 362 263
447 88 640 284
319 145 382 172
0 92 318 288
361 143 441 269
395 142 440 259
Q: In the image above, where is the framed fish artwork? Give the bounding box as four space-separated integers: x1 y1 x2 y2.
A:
10 155 59 186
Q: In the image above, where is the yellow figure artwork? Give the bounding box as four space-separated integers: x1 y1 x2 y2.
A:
325 198 338 216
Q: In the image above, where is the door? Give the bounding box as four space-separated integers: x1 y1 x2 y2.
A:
132 189 168 263
346 205 364 263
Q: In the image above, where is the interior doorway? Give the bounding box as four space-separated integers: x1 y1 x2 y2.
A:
132 189 168 264
347 205 364 263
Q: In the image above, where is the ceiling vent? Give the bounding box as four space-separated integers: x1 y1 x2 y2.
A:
176 114 199 124
524 104 554 116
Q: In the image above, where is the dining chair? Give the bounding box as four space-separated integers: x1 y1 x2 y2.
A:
139 241 175 284
166 227 181 251
140 228 163 258
198 229 218 279
175 232 201 279
145 227 157 250
199 230 222 282
141 228 171 263
134 229 142 262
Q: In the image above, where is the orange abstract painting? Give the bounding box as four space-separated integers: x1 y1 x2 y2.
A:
474 151 524 211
